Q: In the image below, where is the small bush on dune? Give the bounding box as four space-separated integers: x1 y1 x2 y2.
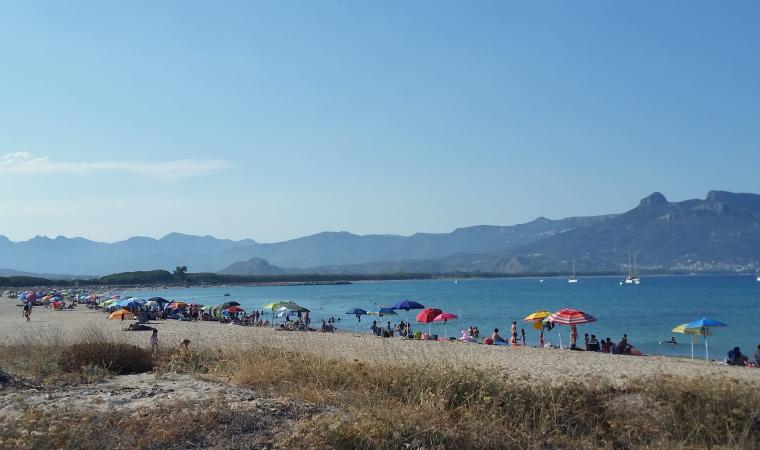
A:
59 342 153 374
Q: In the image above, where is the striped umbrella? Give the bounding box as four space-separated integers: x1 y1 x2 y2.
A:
547 308 596 348
547 308 596 325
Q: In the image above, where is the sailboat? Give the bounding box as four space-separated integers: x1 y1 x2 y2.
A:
568 258 578 283
620 252 641 285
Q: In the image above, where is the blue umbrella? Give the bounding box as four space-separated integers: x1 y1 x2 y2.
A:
346 308 367 333
391 300 425 311
367 307 396 316
684 317 727 361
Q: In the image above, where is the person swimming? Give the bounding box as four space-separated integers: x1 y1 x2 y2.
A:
660 336 677 345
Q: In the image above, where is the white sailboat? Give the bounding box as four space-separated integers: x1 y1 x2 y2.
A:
568 258 578 283
620 252 641 285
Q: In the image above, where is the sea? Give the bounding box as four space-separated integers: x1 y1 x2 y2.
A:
124 275 760 359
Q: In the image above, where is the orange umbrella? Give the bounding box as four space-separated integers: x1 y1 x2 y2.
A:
108 310 135 320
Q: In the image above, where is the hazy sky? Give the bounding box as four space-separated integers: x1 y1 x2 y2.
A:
1 1 759 243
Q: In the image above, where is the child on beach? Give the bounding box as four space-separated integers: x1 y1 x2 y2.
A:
150 329 160 353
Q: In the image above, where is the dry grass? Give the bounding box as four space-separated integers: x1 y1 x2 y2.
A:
0 399 297 450
225 346 760 449
1 335 759 449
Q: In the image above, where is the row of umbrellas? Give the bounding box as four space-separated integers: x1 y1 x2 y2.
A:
345 300 459 336
523 308 727 360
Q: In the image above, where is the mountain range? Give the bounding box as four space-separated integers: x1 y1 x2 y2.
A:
3 191 760 277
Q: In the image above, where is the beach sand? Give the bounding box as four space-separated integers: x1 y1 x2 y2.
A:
1 299 758 387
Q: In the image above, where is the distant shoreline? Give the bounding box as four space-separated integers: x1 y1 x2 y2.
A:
1 269 757 289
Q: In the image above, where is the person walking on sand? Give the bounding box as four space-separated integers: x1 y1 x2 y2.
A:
150 329 160 353
22 302 31 322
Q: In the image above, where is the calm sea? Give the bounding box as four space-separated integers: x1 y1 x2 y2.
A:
125 275 760 359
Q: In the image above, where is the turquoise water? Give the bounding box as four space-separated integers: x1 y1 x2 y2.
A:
125 275 760 359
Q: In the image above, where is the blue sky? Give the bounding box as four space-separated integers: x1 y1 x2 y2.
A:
1 1 758 243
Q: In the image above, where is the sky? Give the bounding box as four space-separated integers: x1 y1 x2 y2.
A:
1 1 759 243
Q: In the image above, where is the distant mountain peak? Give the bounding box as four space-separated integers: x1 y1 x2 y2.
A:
639 192 668 207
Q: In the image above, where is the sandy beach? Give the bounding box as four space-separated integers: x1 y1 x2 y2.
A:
2 299 757 387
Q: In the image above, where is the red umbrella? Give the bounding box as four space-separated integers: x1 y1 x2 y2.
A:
547 308 596 348
547 308 596 325
225 305 245 313
416 308 442 323
433 312 458 322
433 312 458 339
416 308 442 336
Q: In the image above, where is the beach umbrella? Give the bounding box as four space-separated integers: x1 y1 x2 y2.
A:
221 301 241 309
548 309 596 348
148 297 170 304
278 302 310 313
201 305 213 311
416 308 443 335
108 310 134 321
525 311 553 346
224 305 245 313
683 317 727 361
345 308 367 332
433 312 458 338
263 301 287 310
263 301 289 327
672 323 712 360
523 311 552 322
367 307 396 316
391 300 425 311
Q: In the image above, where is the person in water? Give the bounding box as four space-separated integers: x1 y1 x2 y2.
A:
662 336 677 345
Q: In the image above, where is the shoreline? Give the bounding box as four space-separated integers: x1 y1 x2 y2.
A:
2 299 758 387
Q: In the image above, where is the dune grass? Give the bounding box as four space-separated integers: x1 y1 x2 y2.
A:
1 333 759 449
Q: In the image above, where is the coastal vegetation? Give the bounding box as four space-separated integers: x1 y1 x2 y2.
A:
1 332 758 449
0 269 676 288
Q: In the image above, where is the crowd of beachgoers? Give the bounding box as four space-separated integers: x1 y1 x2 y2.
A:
6 288 760 367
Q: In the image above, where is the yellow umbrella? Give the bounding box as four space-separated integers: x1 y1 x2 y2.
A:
263 301 289 328
524 311 551 322
524 311 553 346
108 310 135 320
263 301 288 310
671 323 711 359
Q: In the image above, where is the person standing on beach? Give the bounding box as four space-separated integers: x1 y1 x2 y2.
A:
150 329 160 353
510 321 518 345
570 324 578 348
755 344 760 366
520 328 526 346
22 302 31 322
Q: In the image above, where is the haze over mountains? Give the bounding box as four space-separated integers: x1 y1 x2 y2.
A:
3 191 760 277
